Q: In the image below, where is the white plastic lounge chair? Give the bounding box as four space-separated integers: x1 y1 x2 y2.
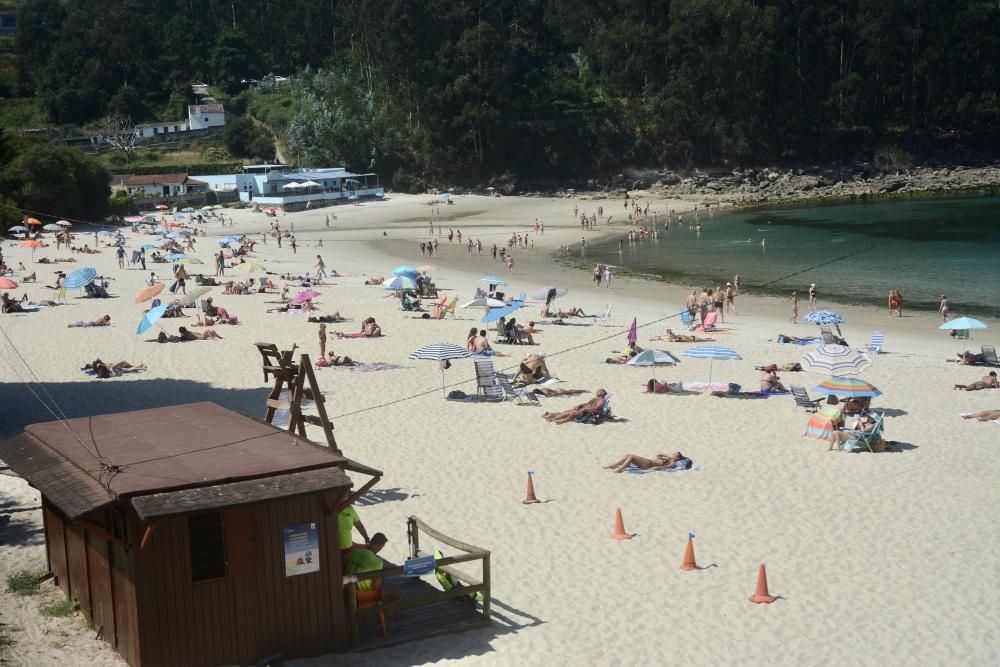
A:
598 305 613 326
982 345 999 367
473 358 504 401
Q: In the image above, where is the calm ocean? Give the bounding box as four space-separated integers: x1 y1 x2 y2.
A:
581 194 1000 317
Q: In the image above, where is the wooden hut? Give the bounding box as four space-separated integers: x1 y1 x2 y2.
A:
0 401 382 667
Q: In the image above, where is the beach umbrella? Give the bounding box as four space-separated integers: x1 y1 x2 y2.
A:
154 204 169 210
460 297 507 309
8 225 29 233
141 243 157 250
292 289 321 304
165 222 182 228
626 349 679 379
26 218 41 226
0 278 18 289
482 292 526 324
42 223 62 232
64 267 97 290
393 265 419 277
232 262 264 274
804 310 845 325
165 233 182 239
939 317 987 331
681 345 742 386
180 207 195 212
136 304 167 336
409 342 472 395
211 204 224 209
199 206 212 211
140 219 159 225
174 230 193 236
19 239 45 257
627 317 638 346
125 216 143 223
479 275 506 286
134 283 165 303
383 275 417 291
531 286 569 301
800 344 872 377
166 253 187 261
180 286 212 307
218 236 239 245
56 220 72 227
812 377 882 398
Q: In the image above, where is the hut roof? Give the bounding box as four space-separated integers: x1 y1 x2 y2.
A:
1 402 371 519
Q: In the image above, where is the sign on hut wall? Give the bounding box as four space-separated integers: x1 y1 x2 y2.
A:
283 523 320 576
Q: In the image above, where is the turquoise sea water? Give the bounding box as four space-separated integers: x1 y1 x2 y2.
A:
583 195 1000 317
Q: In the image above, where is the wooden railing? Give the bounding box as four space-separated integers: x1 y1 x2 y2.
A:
342 516 491 648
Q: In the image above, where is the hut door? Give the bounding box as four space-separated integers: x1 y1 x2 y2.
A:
224 507 260 577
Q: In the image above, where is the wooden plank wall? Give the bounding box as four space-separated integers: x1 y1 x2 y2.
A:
64 521 91 620
42 504 69 597
86 535 116 648
135 493 346 667
110 541 139 666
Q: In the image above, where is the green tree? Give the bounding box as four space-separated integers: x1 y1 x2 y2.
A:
224 116 275 160
211 30 260 95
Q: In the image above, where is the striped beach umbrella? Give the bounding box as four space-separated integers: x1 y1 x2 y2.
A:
383 275 417 291
804 310 845 325
681 345 742 386
812 377 882 398
482 291 526 324
800 344 871 377
479 275 506 286
410 343 472 395
63 267 97 289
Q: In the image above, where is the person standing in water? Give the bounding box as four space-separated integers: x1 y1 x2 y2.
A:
790 291 799 324
939 295 950 321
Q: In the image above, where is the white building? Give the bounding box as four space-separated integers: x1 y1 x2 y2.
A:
123 173 208 198
187 104 226 130
196 164 382 207
135 121 189 140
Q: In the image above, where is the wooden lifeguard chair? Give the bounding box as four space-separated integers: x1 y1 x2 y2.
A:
255 342 339 453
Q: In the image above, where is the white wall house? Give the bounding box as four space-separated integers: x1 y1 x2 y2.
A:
135 121 189 140
188 104 226 130
123 174 208 197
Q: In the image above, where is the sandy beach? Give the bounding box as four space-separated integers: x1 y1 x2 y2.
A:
2 193 998 666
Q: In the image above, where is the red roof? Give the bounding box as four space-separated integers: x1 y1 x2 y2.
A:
124 173 190 186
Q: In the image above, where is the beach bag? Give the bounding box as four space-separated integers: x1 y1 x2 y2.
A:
168 280 178 293
447 390 466 400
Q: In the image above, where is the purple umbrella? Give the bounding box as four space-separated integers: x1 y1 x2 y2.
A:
627 317 637 346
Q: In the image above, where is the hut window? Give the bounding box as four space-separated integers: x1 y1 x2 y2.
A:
188 512 226 581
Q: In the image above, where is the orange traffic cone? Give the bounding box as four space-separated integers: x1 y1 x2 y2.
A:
610 507 632 540
522 472 540 504
749 564 777 604
680 535 698 570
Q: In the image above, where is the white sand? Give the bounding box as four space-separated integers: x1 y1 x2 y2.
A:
1 193 998 666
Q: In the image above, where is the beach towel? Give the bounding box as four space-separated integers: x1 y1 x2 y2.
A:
682 382 729 392
626 462 703 475
803 405 844 441
325 362 407 373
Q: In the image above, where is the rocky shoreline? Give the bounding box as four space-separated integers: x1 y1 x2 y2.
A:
497 163 1000 204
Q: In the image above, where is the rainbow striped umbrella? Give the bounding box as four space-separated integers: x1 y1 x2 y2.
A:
811 377 881 398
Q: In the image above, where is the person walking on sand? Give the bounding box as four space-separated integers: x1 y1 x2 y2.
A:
594 264 602 285
939 295 950 321
790 291 799 324
725 282 737 315
808 283 817 310
315 255 328 281
734 274 741 296
318 323 327 359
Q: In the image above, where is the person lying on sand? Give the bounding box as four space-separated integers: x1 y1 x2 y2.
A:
954 351 987 365
605 344 643 364
554 307 586 317
67 315 111 328
308 312 345 323
529 387 588 398
755 362 802 372
650 329 714 343
954 371 998 391
542 389 606 424
84 359 146 379
776 334 815 343
604 451 691 473
643 379 684 393
364 276 385 285
316 351 356 367
178 325 222 340
962 410 1000 421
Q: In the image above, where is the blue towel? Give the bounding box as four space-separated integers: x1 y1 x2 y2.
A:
626 462 703 475
777 338 821 345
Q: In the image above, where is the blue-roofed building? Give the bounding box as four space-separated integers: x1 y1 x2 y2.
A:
195 164 383 209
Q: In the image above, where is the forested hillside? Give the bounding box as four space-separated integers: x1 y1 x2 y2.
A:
8 0 1000 181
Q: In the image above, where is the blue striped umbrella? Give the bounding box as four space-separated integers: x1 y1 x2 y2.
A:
393 265 418 277
482 291 526 323
800 344 871 376
804 310 845 325
681 345 742 386
410 343 472 395
63 267 97 289
479 275 507 286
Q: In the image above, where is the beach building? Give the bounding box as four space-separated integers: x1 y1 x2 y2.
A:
123 173 208 198
0 402 384 666
197 164 383 209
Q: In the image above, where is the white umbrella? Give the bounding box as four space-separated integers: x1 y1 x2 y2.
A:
800 344 872 377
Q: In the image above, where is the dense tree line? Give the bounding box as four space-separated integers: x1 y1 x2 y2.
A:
12 0 1000 181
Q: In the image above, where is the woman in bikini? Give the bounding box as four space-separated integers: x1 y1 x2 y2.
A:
542 389 606 424
652 329 714 343
85 359 147 378
644 379 684 393
68 315 111 328
603 451 690 473
178 326 222 340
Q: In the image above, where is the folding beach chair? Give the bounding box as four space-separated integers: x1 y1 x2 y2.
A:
598 305 613 327
473 358 504 401
790 385 823 412
680 309 693 329
496 374 540 405
819 326 838 344
866 331 885 354
575 394 611 424
981 345 999 367
843 412 886 453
